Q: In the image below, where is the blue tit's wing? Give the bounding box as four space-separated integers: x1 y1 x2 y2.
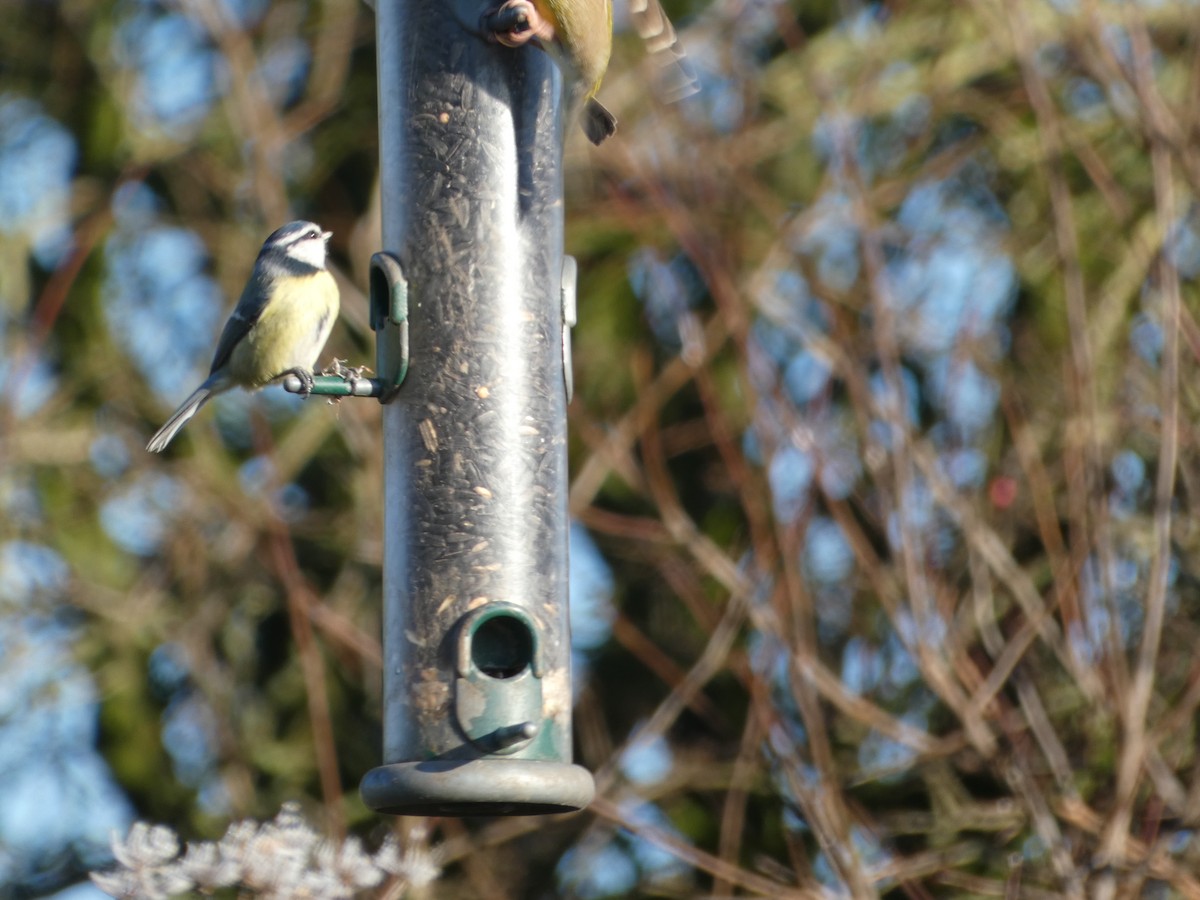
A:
208 270 272 376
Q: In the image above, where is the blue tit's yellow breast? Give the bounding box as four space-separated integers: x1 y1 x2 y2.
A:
228 270 340 387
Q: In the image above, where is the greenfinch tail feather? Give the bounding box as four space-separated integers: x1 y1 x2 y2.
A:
583 98 618 145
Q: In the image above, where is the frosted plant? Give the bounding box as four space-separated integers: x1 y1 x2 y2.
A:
91 803 441 899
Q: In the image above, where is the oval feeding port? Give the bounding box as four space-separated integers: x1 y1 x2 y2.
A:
369 263 388 331
472 613 534 679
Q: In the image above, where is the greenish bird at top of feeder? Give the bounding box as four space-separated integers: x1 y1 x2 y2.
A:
483 0 697 145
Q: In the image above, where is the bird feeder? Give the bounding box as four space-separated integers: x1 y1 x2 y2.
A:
350 0 595 815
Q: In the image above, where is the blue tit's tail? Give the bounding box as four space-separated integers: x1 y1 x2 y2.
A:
145 384 216 453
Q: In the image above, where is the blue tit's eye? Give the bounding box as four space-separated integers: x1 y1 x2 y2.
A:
306 230 320 240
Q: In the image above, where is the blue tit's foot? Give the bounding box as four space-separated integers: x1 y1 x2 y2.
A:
286 367 316 398
482 0 553 47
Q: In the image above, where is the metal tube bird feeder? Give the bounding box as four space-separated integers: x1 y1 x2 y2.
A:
359 0 595 816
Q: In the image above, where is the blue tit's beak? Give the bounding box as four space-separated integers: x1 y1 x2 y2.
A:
321 231 332 241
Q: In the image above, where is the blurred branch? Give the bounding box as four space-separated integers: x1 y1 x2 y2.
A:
590 795 815 898
1100 12 1183 871
264 518 346 839
177 0 291 222
997 0 1121 698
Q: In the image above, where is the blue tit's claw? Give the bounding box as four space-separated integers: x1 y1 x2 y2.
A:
287 368 316 398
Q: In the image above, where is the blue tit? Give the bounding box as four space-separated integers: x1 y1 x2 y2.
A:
146 221 340 453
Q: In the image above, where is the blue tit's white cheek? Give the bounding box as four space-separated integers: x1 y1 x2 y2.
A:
287 237 328 270
226 270 340 387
